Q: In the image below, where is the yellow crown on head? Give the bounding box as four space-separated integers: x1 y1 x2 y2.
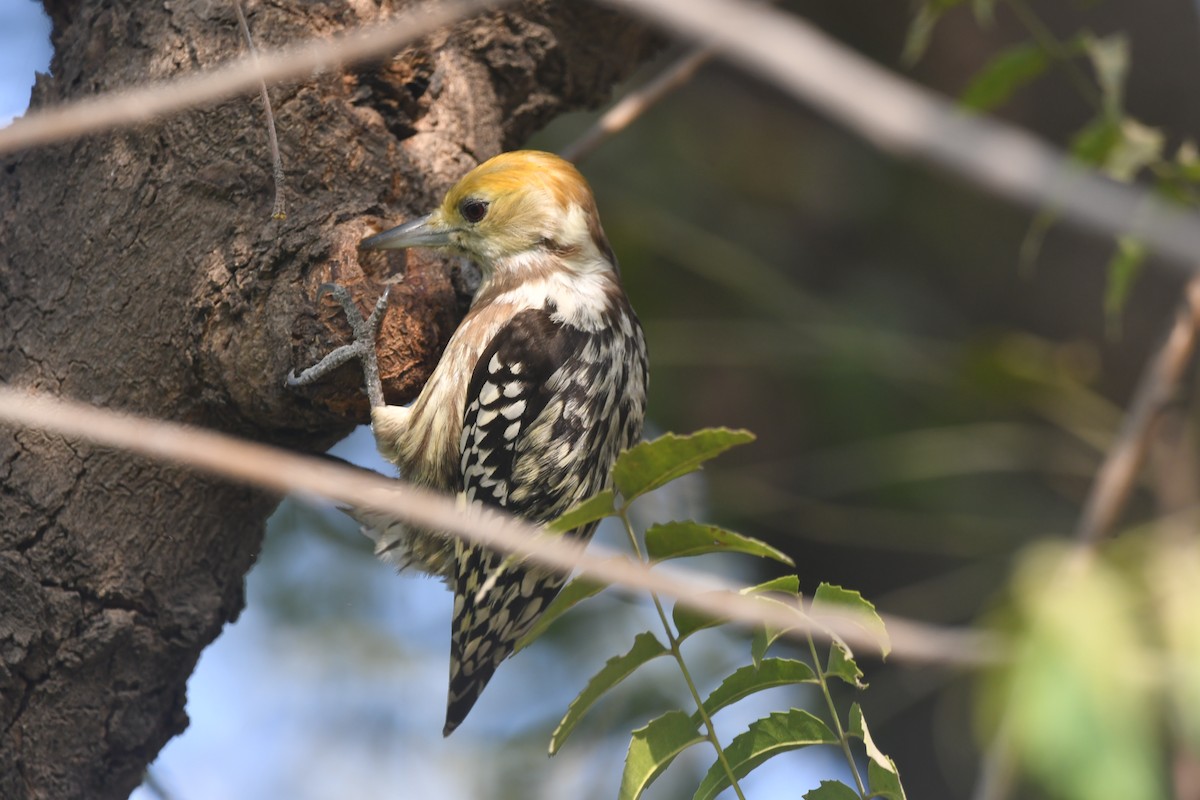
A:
361 150 613 272
443 151 595 217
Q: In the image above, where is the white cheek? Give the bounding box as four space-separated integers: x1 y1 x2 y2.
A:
560 203 591 244
558 204 610 273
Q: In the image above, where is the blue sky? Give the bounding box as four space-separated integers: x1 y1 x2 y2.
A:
0 2 51 125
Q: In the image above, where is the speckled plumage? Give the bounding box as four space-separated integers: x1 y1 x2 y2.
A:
344 151 648 735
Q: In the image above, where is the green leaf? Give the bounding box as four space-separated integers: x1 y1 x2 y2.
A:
547 489 616 533
849 704 907 799
1103 236 1147 340
901 1 965 66
748 575 800 596
1108 119 1165 182
692 710 838 800
981 544 1164 800
1152 541 1200 753
901 5 940 66
673 595 726 640
747 579 803 665
868 759 908 800
692 659 817 724
512 573 609 654
825 640 865 688
1018 209 1058 278
971 0 996 25
613 429 754 502
1070 116 1121 167
645 521 794 566
1083 33 1129 117
810 583 891 658
1176 139 1200 181
1071 105 1163 183
959 43 1049 112
674 577 802 645
751 626 773 668
804 781 862 800
619 710 705 800
848 702 866 739
551 632 669 754
1155 141 1200 204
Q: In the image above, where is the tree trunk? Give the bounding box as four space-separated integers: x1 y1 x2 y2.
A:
0 2 657 797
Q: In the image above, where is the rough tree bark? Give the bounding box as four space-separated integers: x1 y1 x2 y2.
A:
0 2 657 797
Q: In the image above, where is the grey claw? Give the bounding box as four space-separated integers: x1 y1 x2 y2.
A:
365 287 391 332
287 283 389 408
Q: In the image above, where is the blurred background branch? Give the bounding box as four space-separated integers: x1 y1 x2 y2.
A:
1075 275 1200 548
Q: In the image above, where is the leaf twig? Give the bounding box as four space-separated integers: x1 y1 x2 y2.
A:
806 632 868 797
617 507 748 800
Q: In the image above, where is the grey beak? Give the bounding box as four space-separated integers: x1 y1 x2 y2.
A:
359 213 453 250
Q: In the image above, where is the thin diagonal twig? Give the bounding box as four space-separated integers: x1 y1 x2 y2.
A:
972 274 1200 800
560 45 714 164
1075 275 1200 548
233 0 287 220
0 0 500 154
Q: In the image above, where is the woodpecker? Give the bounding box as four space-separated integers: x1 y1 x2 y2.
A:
288 150 648 735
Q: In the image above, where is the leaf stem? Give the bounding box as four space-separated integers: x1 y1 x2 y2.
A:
619 507 748 800
807 631 869 798
1004 0 1100 110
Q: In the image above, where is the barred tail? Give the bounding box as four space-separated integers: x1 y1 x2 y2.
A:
443 544 566 735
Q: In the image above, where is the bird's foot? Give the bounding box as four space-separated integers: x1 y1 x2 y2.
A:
286 283 390 408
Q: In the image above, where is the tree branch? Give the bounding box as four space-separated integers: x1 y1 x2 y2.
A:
560 45 713 163
0 386 1003 668
9 0 1200 272
1073 275 1200 546
0 0 501 153
601 0 1200 269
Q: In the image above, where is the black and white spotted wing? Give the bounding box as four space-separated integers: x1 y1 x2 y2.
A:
443 302 647 735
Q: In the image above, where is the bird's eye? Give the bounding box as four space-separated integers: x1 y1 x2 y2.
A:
459 198 489 224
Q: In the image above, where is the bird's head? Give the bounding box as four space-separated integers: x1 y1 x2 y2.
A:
361 151 616 276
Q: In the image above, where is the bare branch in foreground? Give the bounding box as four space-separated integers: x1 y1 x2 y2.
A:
0 386 1000 667
0 0 501 154
560 45 714 164
601 0 1200 270
4 0 1199 273
1075 275 1200 547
